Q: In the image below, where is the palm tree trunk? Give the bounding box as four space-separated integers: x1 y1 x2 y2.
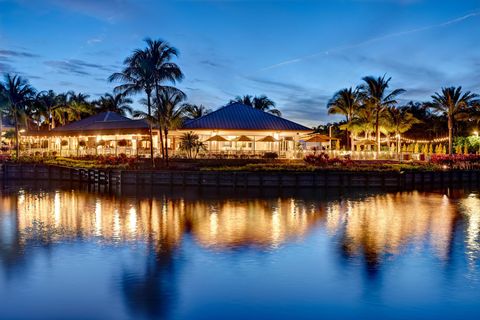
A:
164 128 169 166
345 129 349 150
448 116 453 155
375 112 380 154
146 91 155 167
159 123 165 159
14 107 19 158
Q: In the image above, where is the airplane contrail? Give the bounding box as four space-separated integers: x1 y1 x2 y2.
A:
260 10 480 72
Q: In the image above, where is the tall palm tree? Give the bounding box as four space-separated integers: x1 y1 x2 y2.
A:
110 38 183 166
0 74 35 158
145 38 183 160
182 103 211 119
95 93 133 116
430 87 479 154
386 106 421 154
230 94 281 116
359 75 405 153
110 49 156 165
327 87 362 151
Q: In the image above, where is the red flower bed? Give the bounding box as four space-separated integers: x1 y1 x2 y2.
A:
304 153 352 167
430 154 480 169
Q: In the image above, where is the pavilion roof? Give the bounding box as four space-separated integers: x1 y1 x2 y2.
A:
44 112 150 136
182 103 311 132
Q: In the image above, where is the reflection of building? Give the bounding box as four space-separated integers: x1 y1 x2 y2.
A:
23 103 313 158
12 190 325 250
328 192 458 261
1 189 473 264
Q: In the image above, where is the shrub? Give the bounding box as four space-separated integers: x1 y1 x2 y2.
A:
60 140 68 146
263 152 278 159
304 153 330 166
430 154 480 169
117 139 128 147
78 140 87 148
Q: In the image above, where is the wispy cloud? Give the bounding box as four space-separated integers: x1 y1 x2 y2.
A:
43 0 139 22
0 49 40 58
260 10 480 71
44 59 113 76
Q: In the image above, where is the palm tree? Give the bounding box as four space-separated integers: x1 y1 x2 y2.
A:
359 75 405 153
179 132 205 159
156 87 187 165
182 103 211 119
145 38 183 160
327 87 362 151
341 105 376 150
95 93 133 116
230 94 281 116
110 38 183 166
67 91 93 121
430 87 479 154
0 74 35 158
110 49 156 165
35 90 60 130
386 107 421 154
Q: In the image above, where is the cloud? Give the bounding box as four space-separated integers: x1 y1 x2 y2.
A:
261 10 480 71
0 62 15 73
44 59 114 76
0 49 40 58
42 0 139 22
199 59 223 68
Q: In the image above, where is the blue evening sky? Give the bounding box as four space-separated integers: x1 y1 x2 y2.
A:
0 0 479 126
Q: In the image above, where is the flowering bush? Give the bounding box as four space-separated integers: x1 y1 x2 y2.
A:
304 153 352 167
430 154 480 169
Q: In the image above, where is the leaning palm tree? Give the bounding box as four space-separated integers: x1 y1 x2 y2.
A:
327 87 362 151
0 74 35 158
182 103 211 119
359 75 405 153
95 93 133 116
430 87 479 154
230 94 281 116
386 106 421 154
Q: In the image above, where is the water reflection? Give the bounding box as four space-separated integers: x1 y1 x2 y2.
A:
1 186 480 319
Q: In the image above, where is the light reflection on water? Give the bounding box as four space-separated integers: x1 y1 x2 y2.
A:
0 185 480 319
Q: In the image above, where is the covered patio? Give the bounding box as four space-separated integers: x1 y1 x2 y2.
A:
24 112 158 157
174 102 312 158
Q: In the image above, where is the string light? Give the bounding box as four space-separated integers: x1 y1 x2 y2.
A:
352 136 449 144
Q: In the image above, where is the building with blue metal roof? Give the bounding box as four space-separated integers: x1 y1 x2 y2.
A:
23 103 313 158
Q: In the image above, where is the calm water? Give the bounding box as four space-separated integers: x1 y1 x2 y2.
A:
0 184 480 320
